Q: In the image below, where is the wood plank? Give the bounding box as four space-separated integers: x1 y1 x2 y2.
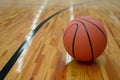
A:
0 0 120 80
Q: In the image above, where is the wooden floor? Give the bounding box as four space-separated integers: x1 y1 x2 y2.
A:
0 0 120 80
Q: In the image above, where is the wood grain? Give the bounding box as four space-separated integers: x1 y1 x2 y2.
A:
0 0 120 80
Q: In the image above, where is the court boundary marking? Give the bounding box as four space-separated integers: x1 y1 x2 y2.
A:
0 0 100 79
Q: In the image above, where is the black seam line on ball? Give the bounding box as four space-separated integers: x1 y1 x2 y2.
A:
63 23 76 38
72 24 78 58
74 20 94 61
79 18 107 40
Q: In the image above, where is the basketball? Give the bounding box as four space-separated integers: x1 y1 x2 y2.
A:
63 16 107 62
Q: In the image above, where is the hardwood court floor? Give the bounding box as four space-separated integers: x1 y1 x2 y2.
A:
0 0 120 80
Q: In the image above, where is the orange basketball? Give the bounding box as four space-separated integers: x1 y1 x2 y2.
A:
63 16 107 62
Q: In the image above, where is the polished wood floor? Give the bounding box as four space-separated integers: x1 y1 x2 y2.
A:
0 0 120 80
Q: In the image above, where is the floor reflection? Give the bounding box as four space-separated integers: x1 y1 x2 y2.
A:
62 59 104 80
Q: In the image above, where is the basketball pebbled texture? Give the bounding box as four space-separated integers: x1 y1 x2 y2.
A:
63 16 107 62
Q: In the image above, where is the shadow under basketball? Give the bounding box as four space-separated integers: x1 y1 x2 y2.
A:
61 60 103 80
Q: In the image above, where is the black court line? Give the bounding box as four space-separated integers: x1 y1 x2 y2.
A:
74 20 94 61
0 0 99 79
0 8 68 79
